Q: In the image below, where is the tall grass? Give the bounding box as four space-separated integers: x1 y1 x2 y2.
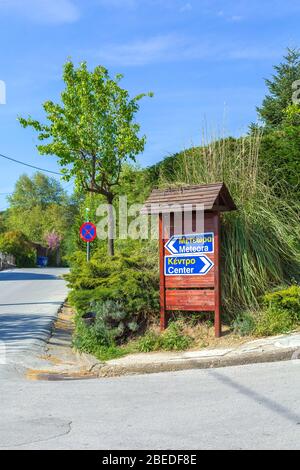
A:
159 131 300 318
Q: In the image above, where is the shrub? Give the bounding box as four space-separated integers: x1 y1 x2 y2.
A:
66 247 159 321
138 322 193 352
91 300 139 345
138 331 161 352
68 246 159 355
72 316 129 361
262 285 300 319
232 312 256 337
255 306 297 337
0 230 36 267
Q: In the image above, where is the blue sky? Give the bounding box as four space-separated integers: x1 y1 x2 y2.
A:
0 0 300 209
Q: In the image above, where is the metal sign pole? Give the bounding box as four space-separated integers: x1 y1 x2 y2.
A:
85 208 90 263
87 241 90 263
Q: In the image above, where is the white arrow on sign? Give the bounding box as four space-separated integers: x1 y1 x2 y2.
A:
199 256 213 274
165 237 179 254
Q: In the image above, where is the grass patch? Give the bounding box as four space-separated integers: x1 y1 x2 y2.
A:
72 285 300 361
138 321 193 352
254 307 296 337
73 316 193 360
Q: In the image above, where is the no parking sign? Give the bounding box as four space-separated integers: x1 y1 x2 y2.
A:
80 222 97 243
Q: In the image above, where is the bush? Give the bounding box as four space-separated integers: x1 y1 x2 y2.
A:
138 331 161 352
0 230 36 267
91 300 139 345
72 316 129 361
255 306 297 337
232 312 256 337
68 246 159 356
138 322 193 352
233 286 300 337
262 285 300 319
66 247 159 321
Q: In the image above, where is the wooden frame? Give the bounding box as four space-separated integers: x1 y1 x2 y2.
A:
141 183 236 339
159 211 222 338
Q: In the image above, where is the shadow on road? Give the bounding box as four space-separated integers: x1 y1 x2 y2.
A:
0 272 60 281
0 302 62 307
210 369 300 425
0 314 55 344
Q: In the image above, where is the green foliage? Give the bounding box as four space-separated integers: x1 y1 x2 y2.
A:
259 123 300 197
19 61 153 255
138 331 160 352
0 231 36 267
254 49 300 197
233 286 300 337
7 173 67 210
67 246 159 320
72 315 129 361
138 322 193 352
232 312 256 337
159 133 300 317
0 213 7 234
255 306 297 337
262 285 300 319
4 173 79 265
93 300 139 345
257 48 300 127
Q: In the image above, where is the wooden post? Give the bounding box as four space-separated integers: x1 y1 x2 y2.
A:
214 211 221 337
159 213 167 330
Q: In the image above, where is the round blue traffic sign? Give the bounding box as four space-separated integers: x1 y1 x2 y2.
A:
80 222 97 243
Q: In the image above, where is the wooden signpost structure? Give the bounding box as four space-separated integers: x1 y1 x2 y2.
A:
141 183 237 338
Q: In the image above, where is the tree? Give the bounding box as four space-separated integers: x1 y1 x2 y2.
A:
44 231 62 266
257 48 300 127
0 213 6 234
19 61 153 255
6 172 74 251
8 172 66 210
0 231 36 267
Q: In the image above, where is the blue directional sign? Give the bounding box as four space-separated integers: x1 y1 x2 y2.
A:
165 233 214 255
164 254 214 276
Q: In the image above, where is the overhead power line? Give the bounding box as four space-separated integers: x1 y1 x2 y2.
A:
0 152 62 176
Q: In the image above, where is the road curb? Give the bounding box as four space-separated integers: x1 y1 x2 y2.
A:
91 346 300 378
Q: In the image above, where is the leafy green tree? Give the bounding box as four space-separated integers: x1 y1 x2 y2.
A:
6 173 76 257
254 49 300 197
0 213 7 234
259 126 300 196
8 173 66 210
0 231 36 267
19 61 153 255
257 48 300 127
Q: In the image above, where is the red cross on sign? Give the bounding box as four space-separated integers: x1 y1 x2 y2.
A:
80 222 97 243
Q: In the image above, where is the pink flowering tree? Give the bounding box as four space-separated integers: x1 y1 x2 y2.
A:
44 231 62 266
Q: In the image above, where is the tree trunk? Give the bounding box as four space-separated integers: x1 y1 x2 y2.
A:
56 246 61 266
107 194 115 256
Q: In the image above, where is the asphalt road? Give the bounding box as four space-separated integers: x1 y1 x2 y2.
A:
0 268 299 450
0 362 299 450
0 268 69 369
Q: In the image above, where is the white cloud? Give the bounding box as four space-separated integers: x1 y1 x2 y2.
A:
93 34 187 66
180 3 192 13
0 0 80 24
96 0 188 9
89 34 281 67
230 15 243 22
95 0 138 7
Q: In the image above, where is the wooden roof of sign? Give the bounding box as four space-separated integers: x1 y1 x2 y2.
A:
141 182 237 214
